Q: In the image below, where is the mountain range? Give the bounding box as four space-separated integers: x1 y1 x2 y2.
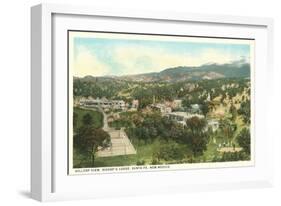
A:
76 60 250 83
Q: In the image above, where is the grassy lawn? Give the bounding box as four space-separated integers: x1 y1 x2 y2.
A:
200 141 219 162
73 107 103 131
74 141 155 168
94 139 161 167
77 138 191 168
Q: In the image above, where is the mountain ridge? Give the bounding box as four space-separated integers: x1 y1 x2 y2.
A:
75 61 250 83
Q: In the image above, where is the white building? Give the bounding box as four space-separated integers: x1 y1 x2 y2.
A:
131 99 139 109
207 119 220 132
166 111 219 131
111 100 125 110
80 98 126 110
165 112 204 126
152 103 172 114
172 99 182 109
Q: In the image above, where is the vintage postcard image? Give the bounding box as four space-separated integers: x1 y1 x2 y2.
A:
68 31 254 175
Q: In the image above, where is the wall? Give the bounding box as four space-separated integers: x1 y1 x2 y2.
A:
0 0 280 205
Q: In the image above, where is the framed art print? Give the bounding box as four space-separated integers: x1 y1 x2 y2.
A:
31 3 274 201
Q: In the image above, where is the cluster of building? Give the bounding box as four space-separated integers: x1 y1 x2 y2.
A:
150 99 219 132
78 97 219 132
165 111 219 132
150 99 182 114
165 112 204 126
79 97 139 111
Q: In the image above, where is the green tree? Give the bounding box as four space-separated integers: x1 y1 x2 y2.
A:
201 102 209 116
219 119 237 143
229 103 237 120
82 113 93 126
183 117 208 157
74 126 110 166
238 100 250 124
138 98 153 109
221 93 226 103
237 128 250 155
152 140 185 162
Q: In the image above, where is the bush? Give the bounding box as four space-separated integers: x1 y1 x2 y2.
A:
151 159 160 165
136 159 145 165
236 128 251 155
152 140 185 162
212 151 249 162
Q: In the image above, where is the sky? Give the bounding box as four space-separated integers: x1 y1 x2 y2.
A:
72 33 251 77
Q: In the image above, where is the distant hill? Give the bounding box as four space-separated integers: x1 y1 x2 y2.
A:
75 60 250 83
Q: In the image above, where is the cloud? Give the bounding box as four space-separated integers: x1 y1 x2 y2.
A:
112 45 189 75
73 44 249 77
189 48 244 65
73 46 110 77
112 46 245 75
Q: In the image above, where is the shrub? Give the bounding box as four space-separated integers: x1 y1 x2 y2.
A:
136 159 145 165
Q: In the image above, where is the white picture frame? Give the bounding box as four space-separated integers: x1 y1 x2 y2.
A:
31 3 274 202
